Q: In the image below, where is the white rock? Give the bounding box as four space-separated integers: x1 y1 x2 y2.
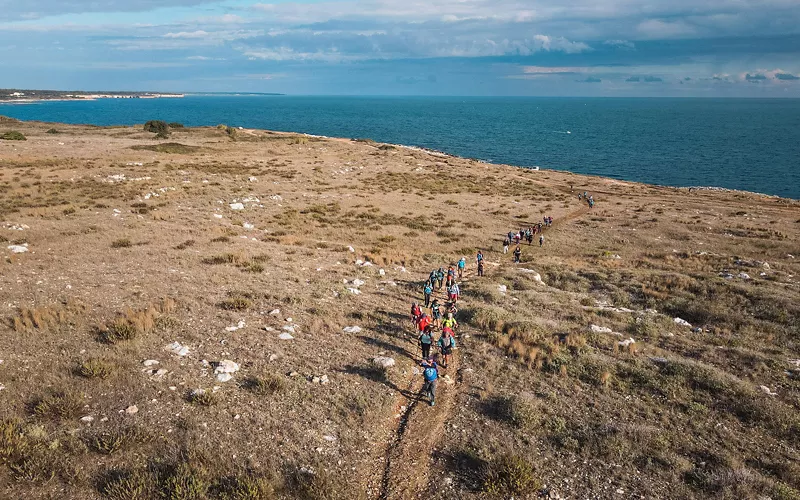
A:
278 332 294 340
442 375 455 386
590 325 613 334
216 373 233 382
269 309 281 315
343 326 362 334
80 416 94 423
229 202 245 210
125 405 138 415
348 246 355 252
283 325 296 334
165 342 189 357
243 222 255 230
7 244 28 253
286 317 293 322
355 259 364 265
190 388 206 397
759 385 777 396
674 317 692 327
213 214 223 219
379 269 385 276
142 359 160 367
352 279 365 287
497 284 507 294
248 176 258 182
618 338 636 348
372 356 395 368
214 360 240 374
269 354 280 362
323 435 337 442
153 369 168 379
347 288 361 295
362 261 373 267
738 273 751 280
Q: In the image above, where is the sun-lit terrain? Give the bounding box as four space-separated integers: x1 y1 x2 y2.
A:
1 116 798 499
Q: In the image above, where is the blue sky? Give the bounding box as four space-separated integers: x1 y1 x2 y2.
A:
1 0 799 95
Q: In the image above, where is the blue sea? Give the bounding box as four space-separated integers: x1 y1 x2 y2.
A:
2 96 798 199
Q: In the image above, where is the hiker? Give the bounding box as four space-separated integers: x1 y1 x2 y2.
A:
513 245 521 263
411 302 422 325
423 281 433 307
507 231 514 243
429 269 437 287
431 298 443 328
419 325 434 360
436 267 445 290
526 229 533 245
447 301 458 317
446 266 455 289
421 357 439 406
514 232 520 244
438 327 456 368
417 312 431 334
476 250 484 277
448 282 460 303
503 238 510 254
442 312 458 332
539 235 544 247
457 257 466 279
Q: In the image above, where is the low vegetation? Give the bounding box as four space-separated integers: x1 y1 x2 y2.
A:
0 119 797 499
1 130 26 140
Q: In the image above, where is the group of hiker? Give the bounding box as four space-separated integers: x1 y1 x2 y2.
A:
410 194 585 405
413 252 486 406
578 191 595 208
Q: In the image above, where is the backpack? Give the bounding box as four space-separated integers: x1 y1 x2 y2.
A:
477 253 483 262
424 285 432 294
424 367 438 382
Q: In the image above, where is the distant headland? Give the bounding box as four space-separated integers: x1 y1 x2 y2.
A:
0 89 186 102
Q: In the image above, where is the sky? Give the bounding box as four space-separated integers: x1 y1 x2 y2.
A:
1 0 799 95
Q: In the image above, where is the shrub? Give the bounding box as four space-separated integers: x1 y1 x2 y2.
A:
98 468 152 500
31 391 84 421
175 240 195 250
218 296 252 311
188 390 217 406
76 359 115 379
46 128 60 134
168 122 184 129
482 454 540 496
243 374 286 395
0 130 26 141
100 320 139 343
111 238 133 248
86 426 147 455
143 120 169 135
159 462 210 500
213 472 276 499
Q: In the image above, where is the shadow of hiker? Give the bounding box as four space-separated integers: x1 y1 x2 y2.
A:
357 334 417 361
340 364 420 401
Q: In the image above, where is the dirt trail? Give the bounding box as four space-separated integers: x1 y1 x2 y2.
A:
374 206 590 499
374 273 473 500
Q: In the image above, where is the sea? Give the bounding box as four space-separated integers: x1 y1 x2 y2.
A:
2 96 798 199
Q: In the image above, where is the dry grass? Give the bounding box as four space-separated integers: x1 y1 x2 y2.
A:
0 119 797 499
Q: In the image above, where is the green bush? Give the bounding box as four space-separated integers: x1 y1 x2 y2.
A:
0 130 26 141
482 454 540 496
168 122 184 129
143 120 169 136
76 359 115 379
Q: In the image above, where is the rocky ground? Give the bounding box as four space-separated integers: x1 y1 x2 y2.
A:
0 116 798 499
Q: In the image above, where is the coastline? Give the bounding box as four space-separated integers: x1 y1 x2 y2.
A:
1 116 798 202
